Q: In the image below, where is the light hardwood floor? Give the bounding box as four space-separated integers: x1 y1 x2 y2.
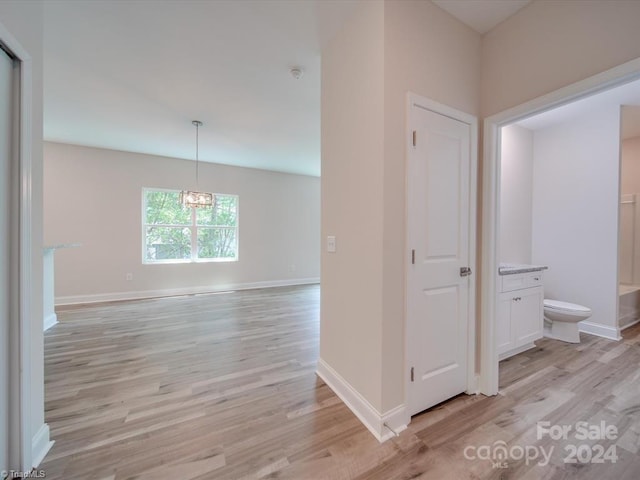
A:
40 285 640 479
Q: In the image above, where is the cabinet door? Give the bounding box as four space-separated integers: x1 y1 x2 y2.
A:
513 287 543 346
497 294 514 354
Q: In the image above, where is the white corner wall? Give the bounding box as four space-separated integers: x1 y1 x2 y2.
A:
0 0 48 471
320 0 480 440
500 124 534 265
320 0 385 422
531 105 621 338
43 142 320 303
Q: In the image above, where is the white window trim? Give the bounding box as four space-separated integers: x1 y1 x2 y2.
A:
142 187 239 264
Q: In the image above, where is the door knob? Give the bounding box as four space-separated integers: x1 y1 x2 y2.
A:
460 267 472 277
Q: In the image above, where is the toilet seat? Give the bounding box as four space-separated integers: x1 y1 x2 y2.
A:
544 299 591 314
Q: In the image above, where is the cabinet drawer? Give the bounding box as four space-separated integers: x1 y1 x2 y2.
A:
527 272 543 288
501 274 526 292
501 271 543 292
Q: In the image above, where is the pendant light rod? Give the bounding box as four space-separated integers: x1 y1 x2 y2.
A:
193 120 202 190
180 120 213 208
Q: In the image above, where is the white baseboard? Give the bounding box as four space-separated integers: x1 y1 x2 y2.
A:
43 313 57 331
381 404 409 440
618 304 639 329
55 277 320 306
620 318 640 331
499 341 536 361
579 321 621 341
31 423 54 468
316 358 408 442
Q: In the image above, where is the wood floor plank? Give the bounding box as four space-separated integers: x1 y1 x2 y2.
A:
40 285 640 479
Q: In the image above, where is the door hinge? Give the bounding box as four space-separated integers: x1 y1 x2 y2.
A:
410 367 414 382
411 249 415 265
412 130 416 147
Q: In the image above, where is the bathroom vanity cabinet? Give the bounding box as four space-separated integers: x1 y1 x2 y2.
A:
497 270 544 360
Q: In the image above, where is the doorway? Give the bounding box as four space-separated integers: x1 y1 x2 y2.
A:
480 59 640 396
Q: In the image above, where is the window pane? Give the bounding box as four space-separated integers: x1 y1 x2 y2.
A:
198 227 237 259
145 190 191 225
197 195 237 227
145 227 191 261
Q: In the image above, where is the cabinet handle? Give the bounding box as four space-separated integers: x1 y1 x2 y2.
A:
533 277 539 281
513 297 521 302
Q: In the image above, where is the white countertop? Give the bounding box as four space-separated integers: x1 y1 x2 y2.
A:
43 243 82 251
498 263 548 276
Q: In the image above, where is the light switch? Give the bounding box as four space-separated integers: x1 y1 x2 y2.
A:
327 235 336 253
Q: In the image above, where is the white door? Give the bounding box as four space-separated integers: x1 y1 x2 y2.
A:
0 45 14 474
407 100 474 416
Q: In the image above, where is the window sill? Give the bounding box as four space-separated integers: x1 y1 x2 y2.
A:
143 258 238 265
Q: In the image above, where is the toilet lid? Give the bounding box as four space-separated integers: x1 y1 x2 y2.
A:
544 299 591 313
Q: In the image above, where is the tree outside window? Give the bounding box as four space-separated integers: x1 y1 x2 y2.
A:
143 189 238 263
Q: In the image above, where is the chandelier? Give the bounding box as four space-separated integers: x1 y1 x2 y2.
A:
180 120 214 208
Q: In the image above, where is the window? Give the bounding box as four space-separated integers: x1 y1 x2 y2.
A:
143 188 238 263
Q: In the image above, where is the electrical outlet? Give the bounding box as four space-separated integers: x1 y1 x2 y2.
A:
125 273 133 281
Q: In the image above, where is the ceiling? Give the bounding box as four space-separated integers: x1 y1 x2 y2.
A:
43 0 360 177
516 79 640 137
43 0 535 177
432 0 531 34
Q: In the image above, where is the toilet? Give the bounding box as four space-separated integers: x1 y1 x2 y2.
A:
543 299 592 343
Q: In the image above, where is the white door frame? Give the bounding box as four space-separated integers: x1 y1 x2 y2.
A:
405 92 478 411
0 20 34 471
479 57 640 396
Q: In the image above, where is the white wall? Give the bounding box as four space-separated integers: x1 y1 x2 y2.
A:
482 0 640 117
531 105 620 333
500 124 534 265
0 0 46 471
44 142 320 303
321 0 480 430
321 0 385 413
